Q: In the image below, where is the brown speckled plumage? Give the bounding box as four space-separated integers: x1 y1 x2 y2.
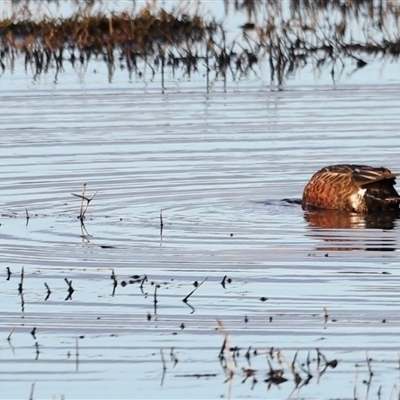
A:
302 164 400 213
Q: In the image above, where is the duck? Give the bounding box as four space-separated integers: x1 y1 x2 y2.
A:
302 164 400 213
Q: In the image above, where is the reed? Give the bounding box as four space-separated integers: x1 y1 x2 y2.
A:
2 1 400 86
71 183 98 222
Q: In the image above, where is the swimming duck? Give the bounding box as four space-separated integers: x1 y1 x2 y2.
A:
302 164 400 213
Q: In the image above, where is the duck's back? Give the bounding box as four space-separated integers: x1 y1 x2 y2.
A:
302 164 400 213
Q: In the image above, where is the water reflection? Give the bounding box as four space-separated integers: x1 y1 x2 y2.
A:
304 209 399 251
304 209 400 230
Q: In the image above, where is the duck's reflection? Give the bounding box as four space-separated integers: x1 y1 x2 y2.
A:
304 208 399 229
303 208 400 251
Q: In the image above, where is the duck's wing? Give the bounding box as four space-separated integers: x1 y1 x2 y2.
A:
302 166 358 211
350 165 399 187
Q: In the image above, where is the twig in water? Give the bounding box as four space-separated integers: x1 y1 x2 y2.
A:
317 347 321 373
154 283 160 315
298 351 313 386
7 327 15 341
31 327 36 340
111 269 117 296
317 348 338 378
290 350 302 388
170 347 178 367
80 220 90 243
140 275 148 295
245 346 252 366
265 355 287 388
182 277 208 312
44 282 51 301
175 373 218 378
366 350 373 377
362 350 374 398
6 267 11 280
221 275 227 289
76 337 79 371
354 367 358 400
73 182 87 220
29 383 35 400
323 307 329 323
219 336 227 363
35 342 40 360
231 346 240 367
19 267 25 312
216 319 235 391
71 183 98 221
160 210 164 247
160 349 167 386
65 278 75 301
25 208 30 227
18 267 24 295
306 351 312 379
242 367 257 385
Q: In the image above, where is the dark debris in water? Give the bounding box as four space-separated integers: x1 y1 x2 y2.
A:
217 320 339 393
175 373 218 379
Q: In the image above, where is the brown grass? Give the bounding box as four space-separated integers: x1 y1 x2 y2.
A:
1 0 400 86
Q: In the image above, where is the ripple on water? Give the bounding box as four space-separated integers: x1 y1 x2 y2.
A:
0 86 400 399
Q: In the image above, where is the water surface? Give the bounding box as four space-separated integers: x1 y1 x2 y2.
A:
1 83 400 399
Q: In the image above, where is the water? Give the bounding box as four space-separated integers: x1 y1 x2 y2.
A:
1 81 400 399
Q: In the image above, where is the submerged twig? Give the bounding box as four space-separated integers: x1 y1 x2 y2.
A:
221 275 227 289
111 269 117 296
323 307 329 323
6 267 12 281
160 349 167 386
154 283 160 315
140 275 148 295
64 278 75 301
76 336 79 371
170 347 179 367
44 282 51 301
25 208 30 227
35 341 40 360
18 267 24 295
80 220 91 243
29 383 35 400
7 327 15 341
366 350 373 377
19 267 25 312
316 348 338 378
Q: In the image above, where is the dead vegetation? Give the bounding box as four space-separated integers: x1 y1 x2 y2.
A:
1 0 400 86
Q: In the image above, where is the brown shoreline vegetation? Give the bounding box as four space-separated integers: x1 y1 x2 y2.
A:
1 0 400 86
